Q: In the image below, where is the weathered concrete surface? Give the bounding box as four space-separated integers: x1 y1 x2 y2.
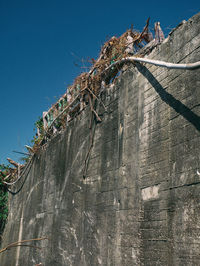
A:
1 12 200 265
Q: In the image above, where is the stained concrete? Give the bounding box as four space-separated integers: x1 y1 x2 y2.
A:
1 12 200 266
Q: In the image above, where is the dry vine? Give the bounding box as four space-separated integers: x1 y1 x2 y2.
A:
0 237 48 254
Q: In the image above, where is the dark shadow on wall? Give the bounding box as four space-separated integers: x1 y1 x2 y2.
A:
135 64 200 131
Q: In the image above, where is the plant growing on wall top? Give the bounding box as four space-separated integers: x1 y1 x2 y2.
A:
0 164 9 238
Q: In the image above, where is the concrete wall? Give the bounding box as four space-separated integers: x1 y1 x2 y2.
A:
1 12 200 266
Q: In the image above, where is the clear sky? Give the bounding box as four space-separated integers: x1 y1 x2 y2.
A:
0 0 199 165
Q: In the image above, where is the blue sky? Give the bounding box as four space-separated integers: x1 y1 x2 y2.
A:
0 0 199 165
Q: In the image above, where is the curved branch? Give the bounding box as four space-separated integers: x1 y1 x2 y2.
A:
3 155 34 186
0 237 48 254
102 56 200 73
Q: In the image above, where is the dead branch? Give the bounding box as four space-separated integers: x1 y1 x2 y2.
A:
3 155 34 186
85 87 106 111
88 94 102 122
102 56 200 74
0 237 48 254
7 158 19 168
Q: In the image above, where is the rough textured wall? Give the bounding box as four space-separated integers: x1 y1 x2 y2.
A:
1 12 200 266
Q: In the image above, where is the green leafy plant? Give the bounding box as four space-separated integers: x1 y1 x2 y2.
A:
34 117 44 135
0 165 9 237
29 117 46 153
19 156 30 164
